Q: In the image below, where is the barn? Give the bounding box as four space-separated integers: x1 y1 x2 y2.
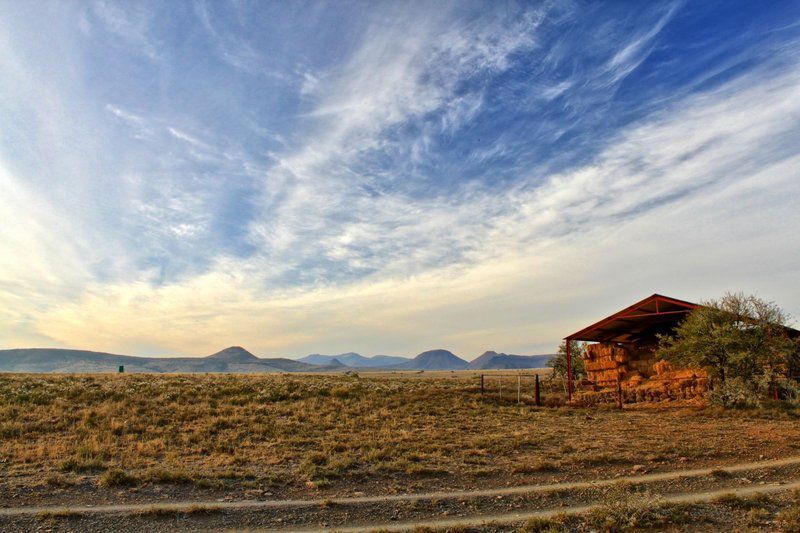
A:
564 293 800 402
563 294 703 401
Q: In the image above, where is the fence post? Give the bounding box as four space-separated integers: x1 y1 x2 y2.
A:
480 374 484 395
499 379 502 400
517 375 521 404
616 375 623 410
535 374 541 407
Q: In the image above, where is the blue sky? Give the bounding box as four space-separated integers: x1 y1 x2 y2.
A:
1 0 799 358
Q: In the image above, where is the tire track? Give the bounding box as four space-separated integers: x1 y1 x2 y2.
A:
2 455 799 521
295 479 800 533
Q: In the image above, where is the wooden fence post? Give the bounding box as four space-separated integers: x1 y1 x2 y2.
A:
498 379 502 400
517 375 521 404
480 374 484 395
535 374 541 407
616 376 623 410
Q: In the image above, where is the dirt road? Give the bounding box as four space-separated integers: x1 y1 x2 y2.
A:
5 455 800 531
293 479 800 533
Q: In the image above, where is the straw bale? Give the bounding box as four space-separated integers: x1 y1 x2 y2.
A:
577 342 709 403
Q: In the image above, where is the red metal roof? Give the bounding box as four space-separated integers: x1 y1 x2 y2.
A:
565 293 699 343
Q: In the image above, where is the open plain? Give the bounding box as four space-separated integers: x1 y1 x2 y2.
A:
2 372 800 531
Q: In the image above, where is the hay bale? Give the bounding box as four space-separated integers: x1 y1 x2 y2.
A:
653 359 672 376
578 343 709 404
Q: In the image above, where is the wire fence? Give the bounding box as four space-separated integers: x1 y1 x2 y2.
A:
479 372 800 408
477 373 564 406
477 373 707 408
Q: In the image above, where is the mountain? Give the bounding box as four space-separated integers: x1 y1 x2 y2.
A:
0 347 331 374
0 348 140 373
400 349 469 370
298 353 410 368
0 346 551 373
299 352 369 366
206 346 261 363
467 351 554 370
368 355 411 367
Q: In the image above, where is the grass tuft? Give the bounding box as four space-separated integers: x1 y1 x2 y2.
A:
144 468 195 485
519 516 563 532
99 468 138 487
587 489 670 530
36 508 84 519
59 457 105 473
45 473 77 487
778 489 800 532
712 492 770 510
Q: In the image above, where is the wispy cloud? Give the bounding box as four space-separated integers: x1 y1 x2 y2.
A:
167 127 213 150
245 4 547 282
91 0 161 61
26 58 800 355
1 0 799 357
193 0 291 81
604 1 681 84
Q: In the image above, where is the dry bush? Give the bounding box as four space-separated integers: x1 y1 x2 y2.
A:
45 473 76 487
712 492 772 510
746 507 772 527
519 516 564 532
98 468 138 487
587 489 668 530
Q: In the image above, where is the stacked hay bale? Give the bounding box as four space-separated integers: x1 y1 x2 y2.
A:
578 343 708 404
582 343 634 387
631 360 708 402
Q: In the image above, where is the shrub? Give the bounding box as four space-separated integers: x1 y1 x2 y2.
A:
779 378 800 406
99 468 138 487
548 340 586 387
710 377 761 408
658 293 798 396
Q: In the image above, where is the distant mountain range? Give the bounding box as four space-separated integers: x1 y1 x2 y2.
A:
0 346 553 373
301 350 553 371
298 352 409 367
0 346 334 374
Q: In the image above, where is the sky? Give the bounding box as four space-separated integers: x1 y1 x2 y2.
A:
1 0 799 359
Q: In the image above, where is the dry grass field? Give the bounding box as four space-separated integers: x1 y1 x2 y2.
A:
2 371 800 515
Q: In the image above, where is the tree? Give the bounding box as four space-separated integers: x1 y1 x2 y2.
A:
656 292 798 389
548 339 586 392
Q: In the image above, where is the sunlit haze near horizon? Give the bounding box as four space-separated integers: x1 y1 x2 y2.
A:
1 1 799 358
